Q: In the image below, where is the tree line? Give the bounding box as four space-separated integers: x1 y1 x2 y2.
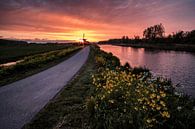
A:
99 23 195 44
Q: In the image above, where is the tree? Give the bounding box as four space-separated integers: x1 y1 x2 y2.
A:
186 30 195 43
134 35 140 40
172 31 188 43
122 36 129 43
134 35 141 44
143 23 165 39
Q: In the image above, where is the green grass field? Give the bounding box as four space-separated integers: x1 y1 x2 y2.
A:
0 39 75 64
0 46 81 86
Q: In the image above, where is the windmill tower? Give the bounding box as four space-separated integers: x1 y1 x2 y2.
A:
82 33 87 44
79 33 89 45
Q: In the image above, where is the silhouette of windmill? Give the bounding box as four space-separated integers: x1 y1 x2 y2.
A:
82 33 87 43
80 33 89 45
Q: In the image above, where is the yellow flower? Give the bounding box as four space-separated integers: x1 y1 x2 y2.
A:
160 111 170 118
160 91 166 97
157 95 160 99
161 93 166 97
156 106 161 110
150 93 156 99
101 95 105 100
146 119 152 123
152 118 156 122
134 107 138 111
109 100 114 103
160 101 166 107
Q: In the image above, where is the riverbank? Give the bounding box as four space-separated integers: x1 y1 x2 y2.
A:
0 47 81 87
88 46 195 129
102 43 195 52
99 44 195 98
23 45 194 129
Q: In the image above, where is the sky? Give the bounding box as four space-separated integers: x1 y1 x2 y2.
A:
0 0 195 42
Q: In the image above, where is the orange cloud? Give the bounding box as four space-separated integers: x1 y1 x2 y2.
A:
0 0 194 42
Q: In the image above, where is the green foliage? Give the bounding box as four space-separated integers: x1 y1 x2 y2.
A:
91 69 170 129
143 23 165 39
94 49 120 69
86 97 96 116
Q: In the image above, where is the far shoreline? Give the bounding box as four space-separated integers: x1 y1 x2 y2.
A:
99 43 195 53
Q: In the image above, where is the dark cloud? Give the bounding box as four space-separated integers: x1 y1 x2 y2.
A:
1 0 194 23
0 0 195 40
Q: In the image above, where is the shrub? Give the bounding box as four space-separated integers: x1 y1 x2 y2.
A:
88 68 195 129
95 56 106 67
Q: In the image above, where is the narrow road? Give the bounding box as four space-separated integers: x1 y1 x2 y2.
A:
0 47 90 129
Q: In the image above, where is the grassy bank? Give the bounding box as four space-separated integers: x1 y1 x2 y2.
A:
106 43 195 52
23 46 195 129
0 39 76 64
88 47 195 129
0 47 81 86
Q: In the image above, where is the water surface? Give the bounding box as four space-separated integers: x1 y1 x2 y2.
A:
0 60 23 67
99 45 195 98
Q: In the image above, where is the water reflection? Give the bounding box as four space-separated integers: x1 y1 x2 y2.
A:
0 60 23 67
99 45 195 98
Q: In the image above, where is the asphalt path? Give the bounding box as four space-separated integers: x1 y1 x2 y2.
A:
0 46 90 129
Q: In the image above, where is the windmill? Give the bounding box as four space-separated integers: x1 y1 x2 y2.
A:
82 33 87 43
80 33 89 45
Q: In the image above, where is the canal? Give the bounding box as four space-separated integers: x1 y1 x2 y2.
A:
99 45 195 98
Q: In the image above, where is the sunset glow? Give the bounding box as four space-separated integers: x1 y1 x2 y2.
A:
0 0 195 42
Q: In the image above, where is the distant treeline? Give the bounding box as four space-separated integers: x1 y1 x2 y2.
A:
0 39 28 45
0 39 79 46
99 24 195 45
